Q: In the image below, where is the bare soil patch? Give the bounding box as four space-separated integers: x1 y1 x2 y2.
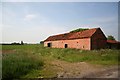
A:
50 60 118 78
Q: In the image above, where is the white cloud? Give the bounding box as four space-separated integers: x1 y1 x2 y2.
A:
24 14 37 21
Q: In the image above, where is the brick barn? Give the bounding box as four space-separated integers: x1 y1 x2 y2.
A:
44 28 107 50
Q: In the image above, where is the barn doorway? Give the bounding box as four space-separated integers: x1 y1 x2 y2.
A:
65 44 68 48
47 43 51 47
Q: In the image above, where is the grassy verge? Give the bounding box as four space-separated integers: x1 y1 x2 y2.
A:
54 49 119 65
36 46 119 65
2 45 44 79
22 63 57 78
2 44 119 78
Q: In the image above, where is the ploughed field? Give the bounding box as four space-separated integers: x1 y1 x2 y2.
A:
2 44 119 79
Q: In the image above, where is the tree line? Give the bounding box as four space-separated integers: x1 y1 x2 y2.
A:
2 41 24 45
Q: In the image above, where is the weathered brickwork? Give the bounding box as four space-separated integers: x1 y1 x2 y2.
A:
44 38 91 50
91 28 107 50
44 28 107 50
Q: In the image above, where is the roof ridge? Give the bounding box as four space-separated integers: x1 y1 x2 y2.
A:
52 28 99 36
51 32 69 37
44 28 100 41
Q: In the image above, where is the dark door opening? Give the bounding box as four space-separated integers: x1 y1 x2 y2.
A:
47 43 51 47
65 44 68 48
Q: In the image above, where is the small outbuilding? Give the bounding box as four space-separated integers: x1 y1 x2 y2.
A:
107 40 120 49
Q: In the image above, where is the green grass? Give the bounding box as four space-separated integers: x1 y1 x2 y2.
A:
22 64 57 78
57 49 118 65
2 45 44 79
2 44 119 79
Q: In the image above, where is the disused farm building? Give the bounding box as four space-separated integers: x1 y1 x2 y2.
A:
107 40 120 49
44 28 108 50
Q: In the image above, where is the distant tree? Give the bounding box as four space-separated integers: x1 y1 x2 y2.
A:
107 35 116 40
40 41 44 44
11 42 20 45
21 41 24 45
70 28 89 33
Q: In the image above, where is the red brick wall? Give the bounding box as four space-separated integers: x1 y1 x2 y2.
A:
91 28 107 50
44 38 91 50
44 28 107 50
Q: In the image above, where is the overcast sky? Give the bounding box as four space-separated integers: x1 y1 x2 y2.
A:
1 1 119 43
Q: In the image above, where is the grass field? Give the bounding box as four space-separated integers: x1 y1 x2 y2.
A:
2 44 119 79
